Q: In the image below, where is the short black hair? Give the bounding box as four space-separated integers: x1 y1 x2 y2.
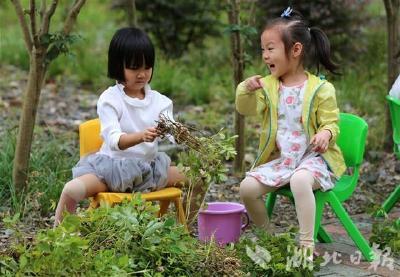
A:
264 9 339 75
107 27 155 83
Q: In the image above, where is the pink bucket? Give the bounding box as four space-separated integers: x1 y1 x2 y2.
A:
198 202 249 245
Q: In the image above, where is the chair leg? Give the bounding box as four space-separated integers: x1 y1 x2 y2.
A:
313 193 333 243
382 185 400 214
328 193 375 262
265 192 277 218
174 198 188 231
317 226 333 243
158 200 170 217
88 197 99 210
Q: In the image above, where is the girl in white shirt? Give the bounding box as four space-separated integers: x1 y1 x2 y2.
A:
54 27 195 226
389 73 400 99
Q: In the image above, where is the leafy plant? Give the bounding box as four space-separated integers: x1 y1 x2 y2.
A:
156 115 237 224
41 32 81 65
234 228 323 276
370 210 400 257
0 195 244 276
176 131 236 224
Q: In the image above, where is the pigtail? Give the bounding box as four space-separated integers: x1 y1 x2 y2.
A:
309 27 339 75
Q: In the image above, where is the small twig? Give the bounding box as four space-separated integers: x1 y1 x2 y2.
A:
39 0 58 37
63 0 86 35
11 0 33 52
30 0 40 47
155 114 207 152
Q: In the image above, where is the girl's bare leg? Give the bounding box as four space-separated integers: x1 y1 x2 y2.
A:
54 174 107 227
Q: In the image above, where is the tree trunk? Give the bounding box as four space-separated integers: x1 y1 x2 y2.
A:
11 0 85 192
12 47 45 191
127 0 137 27
384 0 400 151
228 0 245 173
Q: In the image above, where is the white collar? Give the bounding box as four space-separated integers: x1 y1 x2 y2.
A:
116 82 153 107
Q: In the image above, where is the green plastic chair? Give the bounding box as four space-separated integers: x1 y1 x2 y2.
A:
265 113 375 261
381 95 400 214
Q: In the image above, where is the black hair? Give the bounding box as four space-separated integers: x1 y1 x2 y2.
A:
107 27 155 83
264 9 339 75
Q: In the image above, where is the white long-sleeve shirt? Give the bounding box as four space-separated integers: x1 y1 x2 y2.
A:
96 83 174 161
389 74 400 99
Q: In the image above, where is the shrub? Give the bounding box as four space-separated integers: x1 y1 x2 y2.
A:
235 228 323 276
370 212 400 257
0 195 244 276
134 0 222 59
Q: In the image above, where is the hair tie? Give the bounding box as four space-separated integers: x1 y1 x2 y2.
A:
281 7 293 18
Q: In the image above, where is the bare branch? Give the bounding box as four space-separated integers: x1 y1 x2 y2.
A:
39 0 46 20
30 0 40 47
63 0 86 35
11 0 33 51
39 0 58 37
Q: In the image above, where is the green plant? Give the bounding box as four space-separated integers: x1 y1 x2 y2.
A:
0 127 19 213
0 195 243 276
155 115 236 224
176 131 237 224
0 124 77 216
370 210 400 257
234 228 323 276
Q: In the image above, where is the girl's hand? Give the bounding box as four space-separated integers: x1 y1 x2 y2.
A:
245 75 263 92
142 127 159 142
310 130 331 153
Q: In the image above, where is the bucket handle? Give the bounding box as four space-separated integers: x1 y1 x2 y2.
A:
241 209 250 230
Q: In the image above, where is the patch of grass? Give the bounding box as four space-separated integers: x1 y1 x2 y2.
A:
334 24 387 150
152 36 233 105
0 123 78 216
235 227 323 276
0 125 20 214
370 210 400 257
0 6 30 70
366 0 386 17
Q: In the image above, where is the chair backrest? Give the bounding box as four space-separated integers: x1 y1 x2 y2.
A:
386 95 400 158
336 113 368 168
334 113 368 202
79 118 103 157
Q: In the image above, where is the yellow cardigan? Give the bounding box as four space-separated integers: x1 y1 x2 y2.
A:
235 72 346 178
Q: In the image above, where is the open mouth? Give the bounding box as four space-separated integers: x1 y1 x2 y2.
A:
269 64 276 70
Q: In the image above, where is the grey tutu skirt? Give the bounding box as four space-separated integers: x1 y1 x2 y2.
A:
72 152 171 192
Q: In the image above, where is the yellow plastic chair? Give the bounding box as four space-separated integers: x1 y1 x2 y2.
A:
79 118 187 228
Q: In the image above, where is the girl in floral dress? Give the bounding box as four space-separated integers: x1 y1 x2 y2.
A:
235 7 346 258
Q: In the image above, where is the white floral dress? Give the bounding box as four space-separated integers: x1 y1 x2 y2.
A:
247 81 335 191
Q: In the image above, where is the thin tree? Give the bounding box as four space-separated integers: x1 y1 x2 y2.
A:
228 0 245 173
11 0 86 192
383 0 400 150
111 0 138 27
126 0 137 27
